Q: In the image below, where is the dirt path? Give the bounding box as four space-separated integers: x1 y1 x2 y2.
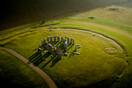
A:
0 47 57 88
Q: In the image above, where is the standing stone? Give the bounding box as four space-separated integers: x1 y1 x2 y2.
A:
50 37 53 43
47 37 50 43
41 40 44 45
47 44 53 53
72 39 75 45
75 45 81 52
56 45 60 54
43 39 46 44
56 45 63 59
71 38 73 44
38 48 42 55
42 39 46 45
71 38 75 45
63 38 66 43
65 41 68 51
61 37 64 42
63 40 68 51
67 38 69 44
50 47 53 53
58 54 62 59
54 36 56 42
65 37 69 44
57 36 60 42
47 43 51 49
75 45 78 52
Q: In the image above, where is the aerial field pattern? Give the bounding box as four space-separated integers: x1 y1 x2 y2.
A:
0 0 132 88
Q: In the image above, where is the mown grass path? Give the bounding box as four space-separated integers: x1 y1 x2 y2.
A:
0 47 57 88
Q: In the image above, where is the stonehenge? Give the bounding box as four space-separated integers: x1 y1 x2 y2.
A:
34 36 81 60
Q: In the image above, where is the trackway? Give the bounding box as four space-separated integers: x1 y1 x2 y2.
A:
0 47 57 88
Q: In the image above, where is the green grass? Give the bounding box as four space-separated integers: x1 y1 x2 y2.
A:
61 17 132 54
0 49 49 88
1 0 126 29
2 26 127 87
0 7 132 87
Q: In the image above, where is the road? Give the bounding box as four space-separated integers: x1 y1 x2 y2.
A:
0 47 57 88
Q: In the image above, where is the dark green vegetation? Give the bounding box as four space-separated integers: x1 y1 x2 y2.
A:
0 17 129 88
0 0 132 88
0 49 49 88
0 0 127 29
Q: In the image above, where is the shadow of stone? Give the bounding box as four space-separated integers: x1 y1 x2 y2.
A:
29 46 48 62
41 44 47 49
30 52 51 66
29 51 40 61
30 53 43 63
52 42 58 45
42 54 57 68
50 56 61 67
33 52 52 66
68 44 74 50
59 43 65 51
69 53 74 57
32 54 43 66
69 50 75 57
54 42 61 46
43 52 52 59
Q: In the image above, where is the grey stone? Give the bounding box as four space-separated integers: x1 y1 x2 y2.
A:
61 37 64 42
43 39 46 44
47 37 50 43
47 43 53 53
64 53 69 56
38 48 42 53
71 38 74 44
58 54 62 59
64 41 68 51
67 38 69 44
63 38 66 47
65 37 69 44
75 45 81 52
50 37 53 43
73 52 80 55
56 46 60 54
72 39 75 45
47 43 52 49
41 40 44 45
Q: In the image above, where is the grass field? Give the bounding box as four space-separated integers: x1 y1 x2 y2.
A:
0 16 131 87
0 1 132 88
0 49 49 88
0 0 127 29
